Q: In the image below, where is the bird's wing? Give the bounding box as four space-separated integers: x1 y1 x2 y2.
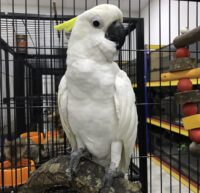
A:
58 75 77 150
114 70 138 172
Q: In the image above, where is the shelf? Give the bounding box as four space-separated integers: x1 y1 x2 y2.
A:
132 83 137 88
146 78 200 87
146 80 179 87
152 156 199 193
147 117 189 137
132 79 200 88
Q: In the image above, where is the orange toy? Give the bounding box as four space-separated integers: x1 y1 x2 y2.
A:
0 159 35 187
46 130 59 139
20 132 45 144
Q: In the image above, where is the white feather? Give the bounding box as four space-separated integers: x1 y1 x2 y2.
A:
114 70 138 172
58 4 138 173
58 75 77 150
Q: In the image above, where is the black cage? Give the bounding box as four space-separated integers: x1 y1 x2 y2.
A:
0 1 200 193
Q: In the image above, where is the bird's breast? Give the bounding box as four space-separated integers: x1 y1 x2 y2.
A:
67 95 118 159
66 60 120 158
67 60 118 99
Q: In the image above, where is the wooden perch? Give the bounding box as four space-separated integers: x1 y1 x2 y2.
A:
18 155 142 193
173 26 200 48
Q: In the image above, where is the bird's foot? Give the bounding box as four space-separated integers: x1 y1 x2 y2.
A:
99 162 124 193
66 148 89 181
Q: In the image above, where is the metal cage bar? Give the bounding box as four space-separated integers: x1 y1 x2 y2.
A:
0 0 200 193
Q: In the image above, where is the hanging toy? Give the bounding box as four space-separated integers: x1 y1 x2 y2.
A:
161 26 200 154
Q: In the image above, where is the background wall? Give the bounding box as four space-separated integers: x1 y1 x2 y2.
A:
0 0 141 17
2 0 200 46
141 0 200 46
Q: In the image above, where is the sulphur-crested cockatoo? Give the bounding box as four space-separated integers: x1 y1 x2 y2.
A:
55 4 138 193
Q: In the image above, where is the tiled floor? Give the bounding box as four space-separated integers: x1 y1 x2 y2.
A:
148 157 193 193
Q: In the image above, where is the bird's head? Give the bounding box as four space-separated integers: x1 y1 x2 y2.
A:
55 4 126 63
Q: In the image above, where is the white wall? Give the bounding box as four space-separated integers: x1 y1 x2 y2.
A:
141 0 200 45
1 0 139 54
1 1 138 17
3 0 200 46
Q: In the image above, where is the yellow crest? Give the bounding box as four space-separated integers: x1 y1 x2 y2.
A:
54 17 77 32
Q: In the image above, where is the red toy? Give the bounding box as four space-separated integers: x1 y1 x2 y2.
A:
182 103 198 116
177 78 193 92
176 47 190 58
189 129 200 143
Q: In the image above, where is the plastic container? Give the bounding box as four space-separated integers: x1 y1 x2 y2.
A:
46 130 59 139
16 34 27 53
0 159 35 187
20 132 45 144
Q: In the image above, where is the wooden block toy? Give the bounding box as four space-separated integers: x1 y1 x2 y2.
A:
175 90 200 105
161 68 200 81
173 26 200 48
0 159 35 187
170 58 197 72
182 114 200 130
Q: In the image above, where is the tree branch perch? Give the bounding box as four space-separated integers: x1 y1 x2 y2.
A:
18 156 142 193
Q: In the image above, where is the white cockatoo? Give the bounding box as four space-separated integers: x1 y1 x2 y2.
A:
55 4 138 193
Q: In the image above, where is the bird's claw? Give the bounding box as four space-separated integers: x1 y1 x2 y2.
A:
99 171 114 193
99 162 124 193
99 163 124 193
99 186 111 193
66 168 74 181
66 148 88 181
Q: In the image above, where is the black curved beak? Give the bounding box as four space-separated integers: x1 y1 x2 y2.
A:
105 20 126 50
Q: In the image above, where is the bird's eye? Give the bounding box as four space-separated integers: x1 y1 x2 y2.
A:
93 20 100 27
91 17 103 28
